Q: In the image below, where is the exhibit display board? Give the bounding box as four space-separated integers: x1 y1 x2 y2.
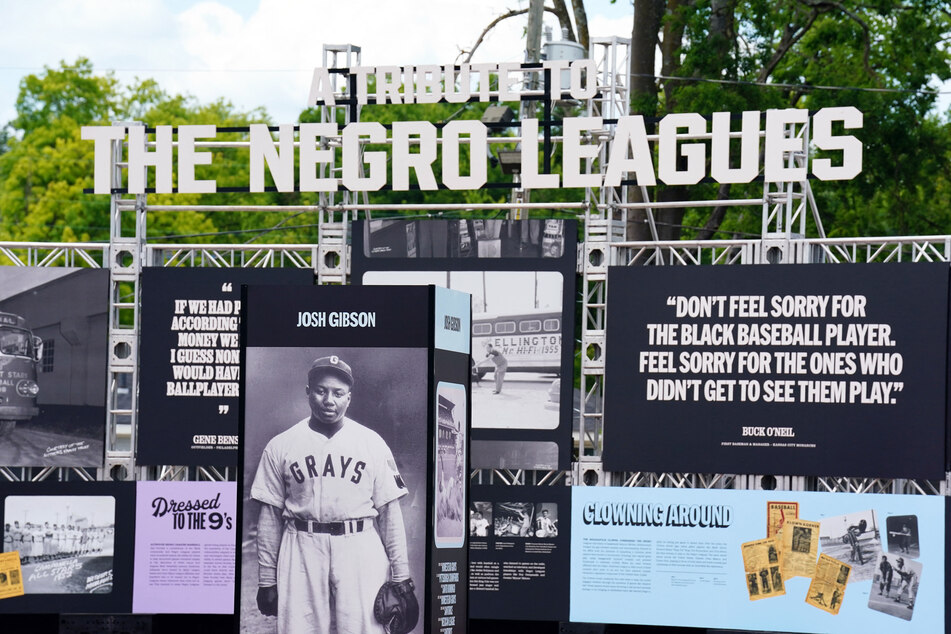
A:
237 284 469 634
0 481 238 615
0 481 133 614
570 486 946 632
353 218 577 471
468 483 571 622
602 262 950 478
0 268 108 468
137 267 314 466
132 481 237 614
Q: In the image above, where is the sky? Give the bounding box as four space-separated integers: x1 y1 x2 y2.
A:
5 495 115 526
363 270 563 314
1 1 947 129
0 0 633 126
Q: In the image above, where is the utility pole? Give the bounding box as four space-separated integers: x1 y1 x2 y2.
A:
514 0 546 221
526 0 545 66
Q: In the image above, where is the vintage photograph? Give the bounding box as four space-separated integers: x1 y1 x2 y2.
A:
364 270 563 431
766 501 798 538
533 503 559 538
493 502 536 538
469 502 492 538
741 537 785 601
885 514 919 558
868 555 921 620
779 518 819 579
435 382 466 548
362 219 567 259
819 509 882 583
239 347 427 634
0 551 22 599
0 268 108 467
805 553 850 615
2 495 115 594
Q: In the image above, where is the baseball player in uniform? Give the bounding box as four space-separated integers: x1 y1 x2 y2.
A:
535 509 557 538
11 521 23 555
483 343 507 394
470 511 489 537
252 356 414 634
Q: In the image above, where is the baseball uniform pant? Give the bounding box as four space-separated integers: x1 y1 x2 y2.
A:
277 522 389 634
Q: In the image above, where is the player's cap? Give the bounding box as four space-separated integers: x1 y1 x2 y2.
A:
308 355 354 387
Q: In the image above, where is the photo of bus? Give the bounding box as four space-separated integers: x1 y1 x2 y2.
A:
471 309 561 378
0 312 42 437
363 269 565 431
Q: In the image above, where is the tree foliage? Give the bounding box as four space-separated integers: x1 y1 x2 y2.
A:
627 0 951 240
3 2 951 246
0 58 324 245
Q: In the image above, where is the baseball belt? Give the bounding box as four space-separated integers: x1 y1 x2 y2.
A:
292 518 368 536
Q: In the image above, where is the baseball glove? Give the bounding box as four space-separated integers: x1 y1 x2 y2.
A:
257 585 278 616
373 578 419 634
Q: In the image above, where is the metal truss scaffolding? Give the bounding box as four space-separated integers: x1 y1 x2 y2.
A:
0 42 947 503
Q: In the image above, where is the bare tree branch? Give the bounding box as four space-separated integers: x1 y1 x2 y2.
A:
459 7 561 63
571 0 589 50
828 1 877 80
757 9 819 82
550 0 577 42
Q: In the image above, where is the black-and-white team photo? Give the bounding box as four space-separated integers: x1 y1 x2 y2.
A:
435 383 466 548
0 268 108 467
818 510 882 583
2 495 115 594
240 347 427 634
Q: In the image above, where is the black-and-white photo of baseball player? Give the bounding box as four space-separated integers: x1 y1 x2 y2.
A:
533 503 558 538
363 270 563 431
469 502 492 538
868 555 922 620
886 514 920 559
240 347 426 634
818 509 882 584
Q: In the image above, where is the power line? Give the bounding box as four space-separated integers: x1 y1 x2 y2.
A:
0 66 307 73
631 72 949 96
1 65 947 95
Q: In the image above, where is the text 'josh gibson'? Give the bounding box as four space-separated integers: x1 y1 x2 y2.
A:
297 311 377 327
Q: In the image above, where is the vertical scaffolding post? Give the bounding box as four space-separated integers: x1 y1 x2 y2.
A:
575 37 631 486
760 116 812 264
318 45 362 284
587 37 632 224
105 122 145 481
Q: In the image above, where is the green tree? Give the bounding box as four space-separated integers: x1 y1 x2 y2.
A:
0 59 325 245
626 1 951 240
